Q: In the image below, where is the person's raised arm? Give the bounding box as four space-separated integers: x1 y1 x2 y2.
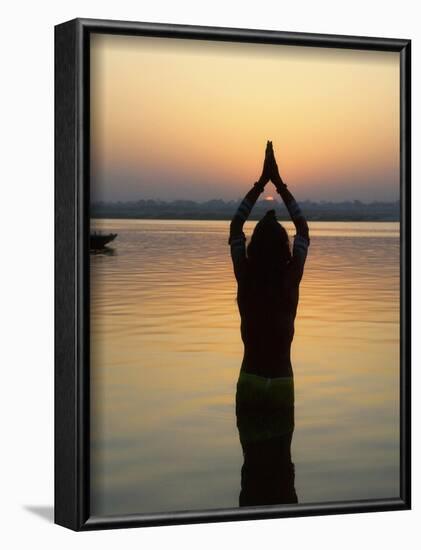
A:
229 181 265 241
269 143 309 277
228 142 271 281
269 144 309 242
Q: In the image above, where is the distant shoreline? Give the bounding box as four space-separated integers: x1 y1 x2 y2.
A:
91 199 399 223
91 215 399 222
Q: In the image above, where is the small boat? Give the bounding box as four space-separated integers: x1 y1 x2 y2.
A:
90 232 117 250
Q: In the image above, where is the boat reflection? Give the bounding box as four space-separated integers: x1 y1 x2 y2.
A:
90 246 116 256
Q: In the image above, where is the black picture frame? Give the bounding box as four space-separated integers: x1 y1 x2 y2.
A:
55 17 411 531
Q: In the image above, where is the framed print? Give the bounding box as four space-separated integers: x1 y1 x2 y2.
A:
54 18 411 530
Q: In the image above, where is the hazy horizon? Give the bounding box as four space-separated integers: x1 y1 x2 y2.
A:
91 34 400 203
91 195 399 205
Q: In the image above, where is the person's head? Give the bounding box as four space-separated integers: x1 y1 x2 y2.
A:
247 210 291 279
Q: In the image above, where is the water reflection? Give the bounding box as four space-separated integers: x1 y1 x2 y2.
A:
236 371 297 506
90 246 116 256
90 219 400 516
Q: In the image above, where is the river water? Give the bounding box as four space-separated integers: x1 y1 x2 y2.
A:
90 219 400 516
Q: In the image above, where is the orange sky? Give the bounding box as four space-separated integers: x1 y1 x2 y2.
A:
90 33 400 203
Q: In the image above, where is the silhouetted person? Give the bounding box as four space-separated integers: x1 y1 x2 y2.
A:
229 141 309 506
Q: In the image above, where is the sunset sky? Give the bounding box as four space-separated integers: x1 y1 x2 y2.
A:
90 33 400 203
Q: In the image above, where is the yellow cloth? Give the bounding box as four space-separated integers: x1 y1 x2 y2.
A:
236 371 294 408
236 372 295 443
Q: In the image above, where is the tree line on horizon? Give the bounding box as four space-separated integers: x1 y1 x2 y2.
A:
91 197 399 222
